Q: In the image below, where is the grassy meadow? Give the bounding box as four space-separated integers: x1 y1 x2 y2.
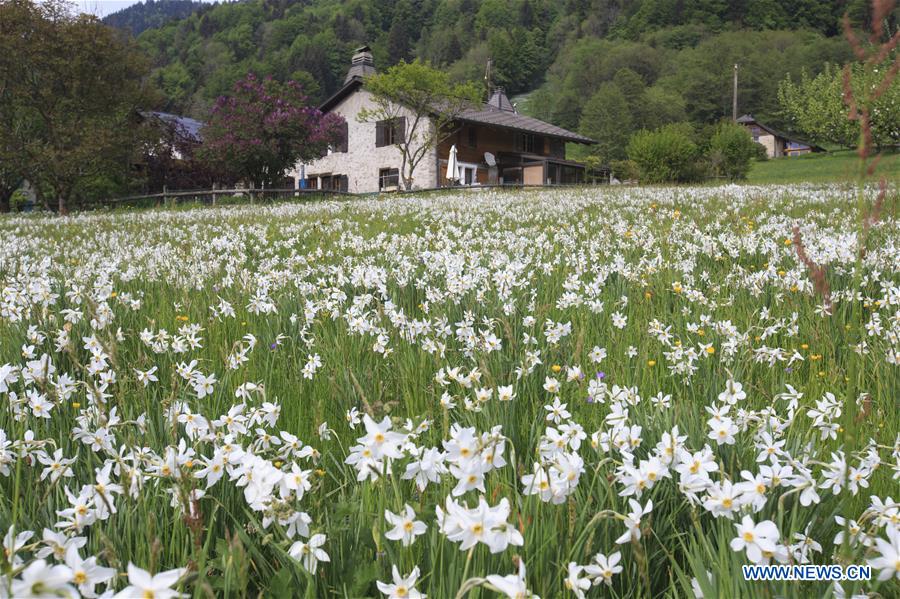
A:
747 150 899 185
0 185 898 598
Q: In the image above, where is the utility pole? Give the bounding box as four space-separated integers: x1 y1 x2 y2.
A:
484 57 493 100
732 63 739 121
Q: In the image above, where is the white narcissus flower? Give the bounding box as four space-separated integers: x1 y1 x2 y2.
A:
497 385 516 402
584 551 622 586
868 525 900 581
115 563 187 598
486 559 539 598
376 565 425 598
10 559 77 598
615 499 652 544
384 504 427 546
3 525 35 568
730 515 780 564
289 533 330 574
563 562 591 598
65 545 116 598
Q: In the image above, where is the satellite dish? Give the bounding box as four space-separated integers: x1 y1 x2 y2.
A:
484 152 496 166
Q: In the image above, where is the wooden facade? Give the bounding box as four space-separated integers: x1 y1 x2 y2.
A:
436 122 586 187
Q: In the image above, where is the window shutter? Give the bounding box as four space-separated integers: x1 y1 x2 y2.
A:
396 117 406 144
339 175 348 192
339 121 349 152
375 121 385 147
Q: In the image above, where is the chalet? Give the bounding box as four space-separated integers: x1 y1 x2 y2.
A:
291 47 596 193
136 111 210 192
139 111 204 160
736 114 823 158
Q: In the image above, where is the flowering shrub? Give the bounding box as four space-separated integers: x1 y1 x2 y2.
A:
0 185 897 598
197 73 345 188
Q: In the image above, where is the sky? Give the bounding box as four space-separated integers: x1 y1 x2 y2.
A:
73 0 216 18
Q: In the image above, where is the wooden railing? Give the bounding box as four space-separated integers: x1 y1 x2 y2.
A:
85 181 617 210
89 187 354 209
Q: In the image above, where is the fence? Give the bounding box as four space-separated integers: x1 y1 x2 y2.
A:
88 187 354 209
90 181 618 210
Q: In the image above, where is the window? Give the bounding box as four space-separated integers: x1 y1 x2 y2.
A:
334 121 349 153
375 118 406 147
549 139 565 158
515 133 543 154
379 168 400 190
319 175 348 192
467 126 477 148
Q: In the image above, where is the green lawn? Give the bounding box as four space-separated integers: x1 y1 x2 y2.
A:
747 149 898 184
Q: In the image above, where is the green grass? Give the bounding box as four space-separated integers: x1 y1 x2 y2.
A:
0 186 898 598
747 149 899 184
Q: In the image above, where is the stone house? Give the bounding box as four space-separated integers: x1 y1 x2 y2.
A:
736 114 823 158
291 47 595 193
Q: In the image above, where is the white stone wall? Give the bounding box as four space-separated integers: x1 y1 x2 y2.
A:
757 134 785 158
290 89 438 193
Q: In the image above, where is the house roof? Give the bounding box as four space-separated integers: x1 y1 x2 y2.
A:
737 114 823 151
319 79 595 144
141 111 204 143
456 107 595 144
320 78 364 112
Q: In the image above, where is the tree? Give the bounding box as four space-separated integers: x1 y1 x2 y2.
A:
0 162 23 214
578 82 633 163
138 115 216 193
0 0 152 214
358 59 482 190
197 73 345 188
387 0 416 64
635 86 687 130
778 62 900 149
626 122 703 183
707 121 758 180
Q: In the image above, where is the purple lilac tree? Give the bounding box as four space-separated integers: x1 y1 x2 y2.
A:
199 74 345 188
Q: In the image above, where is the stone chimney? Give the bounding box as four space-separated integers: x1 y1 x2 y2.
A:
345 45 376 84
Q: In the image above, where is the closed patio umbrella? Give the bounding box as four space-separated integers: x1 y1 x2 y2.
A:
446 144 459 185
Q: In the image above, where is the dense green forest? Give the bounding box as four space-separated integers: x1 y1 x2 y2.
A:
103 0 211 35
130 0 896 160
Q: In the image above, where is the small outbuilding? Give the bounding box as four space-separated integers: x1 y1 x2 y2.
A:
736 114 823 158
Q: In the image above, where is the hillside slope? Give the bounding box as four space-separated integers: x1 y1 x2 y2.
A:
134 0 896 143
104 0 213 35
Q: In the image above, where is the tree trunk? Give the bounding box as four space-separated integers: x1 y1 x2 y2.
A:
0 189 11 213
58 195 68 216
400 152 413 191
35 188 50 212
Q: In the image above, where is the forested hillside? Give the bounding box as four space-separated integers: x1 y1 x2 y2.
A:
133 0 896 156
103 0 211 35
